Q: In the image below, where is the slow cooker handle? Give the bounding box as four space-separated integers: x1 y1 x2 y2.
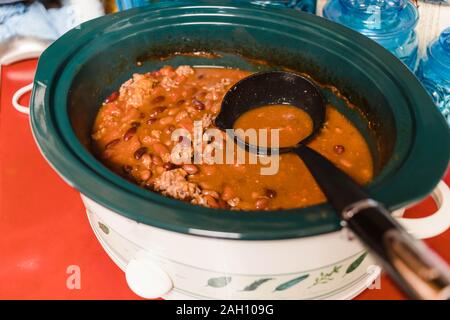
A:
295 145 450 300
395 181 450 239
1 36 51 115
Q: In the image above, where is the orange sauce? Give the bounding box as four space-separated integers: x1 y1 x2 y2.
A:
234 104 313 147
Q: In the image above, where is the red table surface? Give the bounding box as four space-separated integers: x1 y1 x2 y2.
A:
1 59 449 300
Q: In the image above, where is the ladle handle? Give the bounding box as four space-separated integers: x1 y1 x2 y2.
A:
294 145 450 300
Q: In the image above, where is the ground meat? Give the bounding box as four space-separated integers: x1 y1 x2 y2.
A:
157 65 195 91
201 113 214 129
152 168 233 208
160 76 179 91
161 153 172 163
119 73 158 108
175 65 195 77
203 78 232 102
227 197 240 207
153 168 203 202
91 127 106 140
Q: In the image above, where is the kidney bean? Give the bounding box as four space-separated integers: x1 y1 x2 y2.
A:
159 116 174 126
134 147 148 160
218 198 229 209
102 148 113 159
168 107 180 116
265 188 277 199
131 121 141 128
189 87 198 96
152 155 163 166
251 191 264 199
255 198 270 210
176 99 186 106
105 138 120 150
333 144 345 154
152 95 165 104
221 185 234 201
123 127 137 141
122 165 133 174
149 106 167 119
192 99 205 110
141 154 152 169
147 118 156 125
163 162 176 170
205 195 219 208
155 166 165 175
182 164 199 175
140 170 152 181
105 91 119 103
202 190 220 199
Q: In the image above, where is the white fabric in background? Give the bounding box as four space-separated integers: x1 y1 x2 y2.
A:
0 0 104 43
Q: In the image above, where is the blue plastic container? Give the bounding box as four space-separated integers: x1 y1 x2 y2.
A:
323 0 419 70
116 0 316 13
417 27 450 125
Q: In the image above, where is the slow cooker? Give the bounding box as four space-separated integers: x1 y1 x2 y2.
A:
29 1 450 299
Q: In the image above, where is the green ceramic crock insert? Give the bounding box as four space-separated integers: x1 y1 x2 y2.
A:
30 1 450 240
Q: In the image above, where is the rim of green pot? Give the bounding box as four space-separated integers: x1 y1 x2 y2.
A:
30 1 450 240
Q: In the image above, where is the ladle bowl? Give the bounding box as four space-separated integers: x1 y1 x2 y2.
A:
216 71 325 150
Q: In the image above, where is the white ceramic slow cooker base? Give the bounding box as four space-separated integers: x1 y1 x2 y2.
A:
87 210 380 300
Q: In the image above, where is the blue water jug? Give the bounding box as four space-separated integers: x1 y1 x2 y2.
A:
417 27 450 125
323 0 419 70
116 0 316 13
249 0 316 12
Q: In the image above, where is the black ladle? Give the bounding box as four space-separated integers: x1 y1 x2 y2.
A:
215 71 450 300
